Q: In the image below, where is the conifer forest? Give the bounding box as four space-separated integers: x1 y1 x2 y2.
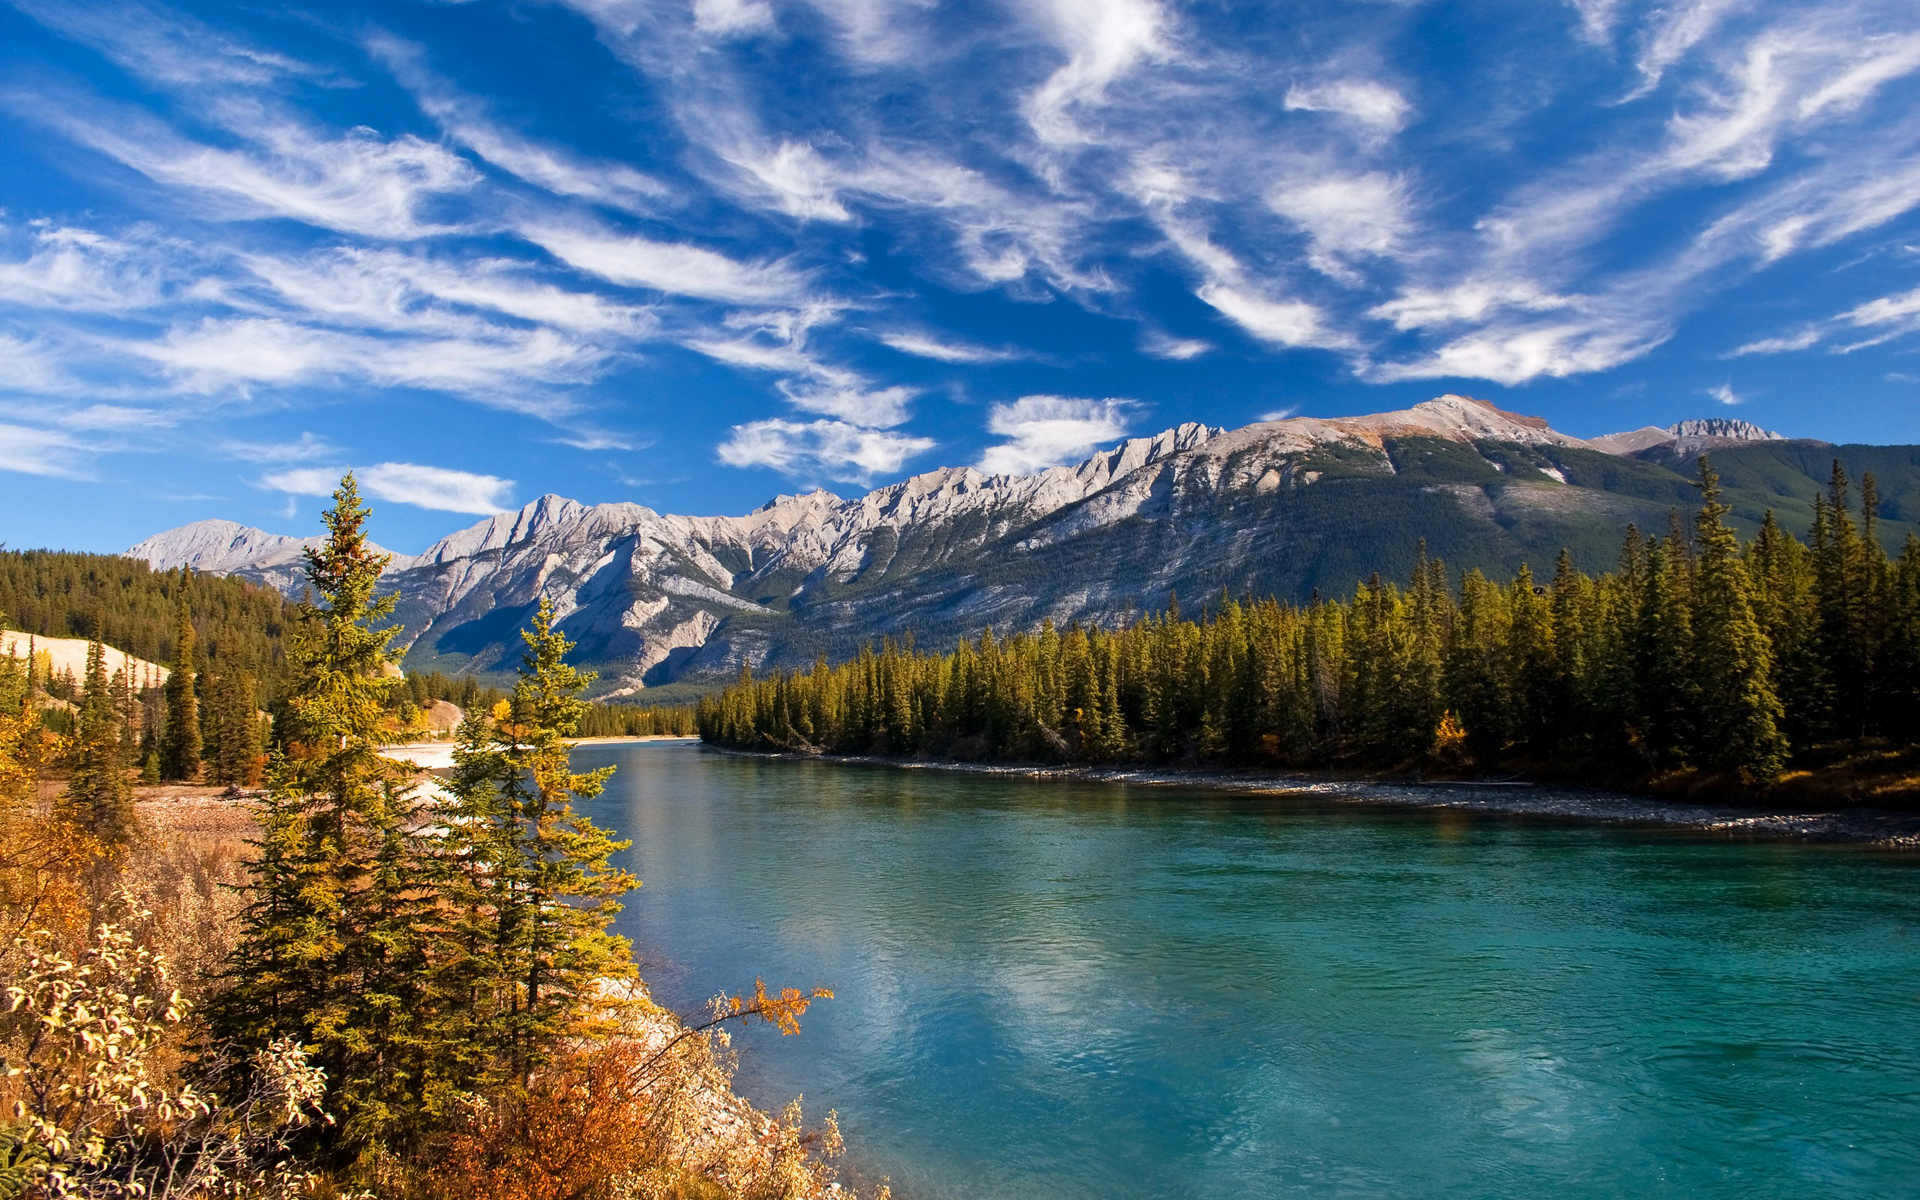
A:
699 459 1920 788
0 477 844 1200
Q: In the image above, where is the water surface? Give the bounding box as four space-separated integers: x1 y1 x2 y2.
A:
578 742 1920 1199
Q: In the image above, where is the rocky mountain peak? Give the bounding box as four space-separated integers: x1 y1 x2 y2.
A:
1667 418 1785 441
754 488 842 514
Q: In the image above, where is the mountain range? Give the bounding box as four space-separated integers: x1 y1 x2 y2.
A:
127 396 1920 699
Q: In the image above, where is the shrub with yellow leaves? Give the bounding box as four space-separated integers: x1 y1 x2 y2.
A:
0 897 331 1199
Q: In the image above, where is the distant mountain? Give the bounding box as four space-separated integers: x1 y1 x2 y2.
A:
128 396 1917 698
127 519 397 597
1587 417 1794 460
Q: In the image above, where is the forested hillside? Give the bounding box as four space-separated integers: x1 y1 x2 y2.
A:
702 459 1920 795
0 550 290 691
124 400 1920 697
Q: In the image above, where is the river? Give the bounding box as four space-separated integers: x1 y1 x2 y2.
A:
575 740 1920 1199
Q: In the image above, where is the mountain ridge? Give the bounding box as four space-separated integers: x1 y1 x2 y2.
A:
131 396 1886 698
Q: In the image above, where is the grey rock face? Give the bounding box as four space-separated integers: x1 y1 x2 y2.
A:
127 395 1748 694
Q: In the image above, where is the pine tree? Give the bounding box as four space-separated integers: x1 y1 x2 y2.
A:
459 598 636 1076
212 474 434 1165
160 605 202 781
61 637 135 848
208 668 263 786
1690 458 1787 780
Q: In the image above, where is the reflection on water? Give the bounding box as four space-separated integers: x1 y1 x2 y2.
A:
575 742 1920 1200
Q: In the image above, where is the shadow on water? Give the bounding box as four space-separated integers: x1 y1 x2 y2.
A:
572 741 1920 1200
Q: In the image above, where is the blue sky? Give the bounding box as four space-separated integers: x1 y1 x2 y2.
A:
2 0 1919 553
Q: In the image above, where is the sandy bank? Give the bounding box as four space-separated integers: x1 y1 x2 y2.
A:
708 748 1920 849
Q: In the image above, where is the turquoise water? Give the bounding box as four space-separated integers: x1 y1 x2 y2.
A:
576 742 1920 1199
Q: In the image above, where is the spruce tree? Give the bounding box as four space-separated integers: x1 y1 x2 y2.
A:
213 473 434 1165
61 637 135 848
208 668 263 786
438 598 636 1077
160 605 202 781
1690 458 1788 780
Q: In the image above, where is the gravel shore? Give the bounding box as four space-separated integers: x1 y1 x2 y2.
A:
711 748 1920 848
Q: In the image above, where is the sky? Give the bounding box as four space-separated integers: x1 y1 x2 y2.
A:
3 0 1919 554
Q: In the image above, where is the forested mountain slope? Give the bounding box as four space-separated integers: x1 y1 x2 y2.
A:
0 550 288 689
129 396 1920 698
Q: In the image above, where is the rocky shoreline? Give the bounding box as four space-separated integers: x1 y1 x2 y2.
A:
707 747 1920 849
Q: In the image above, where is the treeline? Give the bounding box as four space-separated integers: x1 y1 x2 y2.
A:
5 555 674 769
0 476 852 1199
0 550 289 691
577 702 697 737
700 459 1920 785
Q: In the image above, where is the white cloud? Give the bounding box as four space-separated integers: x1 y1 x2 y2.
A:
127 317 604 407
1726 286 1920 358
716 418 934 481
1727 327 1821 356
776 383 917 427
262 462 515 514
522 221 810 304
369 34 669 214
1369 280 1575 332
1267 172 1414 280
1283 79 1413 133
694 0 776 37
1367 316 1669 385
1566 0 1625 47
1197 283 1348 349
714 139 852 221
64 405 170 430
11 0 320 89
878 330 1026 363
1708 381 1741 405
1139 331 1211 360
1630 0 1742 94
1840 285 1920 329
53 110 479 239
238 246 659 339
976 395 1135 475
1259 406 1298 421
221 432 340 463
0 223 170 313
1025 0 1171 144
0 423 88 478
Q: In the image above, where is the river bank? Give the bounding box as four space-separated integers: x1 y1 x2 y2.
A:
705 746 1920 848
112 768 862 1199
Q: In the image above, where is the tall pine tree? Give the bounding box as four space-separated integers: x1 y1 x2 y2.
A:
213 474 436 1168
1689 458 1787 780
160 604 201 781
60 636 135 848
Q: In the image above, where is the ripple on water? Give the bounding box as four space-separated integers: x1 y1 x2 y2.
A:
575 742 1920 1200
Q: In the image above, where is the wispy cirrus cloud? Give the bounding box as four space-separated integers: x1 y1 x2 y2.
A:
35 103 479 240
368 33 670 215
878 330 1029 364
262 462 515 514
1283 79 1413 134
0 423 89 478
976 395 1137 475
716 418 934 482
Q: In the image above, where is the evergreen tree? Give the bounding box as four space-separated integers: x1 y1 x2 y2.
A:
1690 458 1787 780
160 605 202 781
439 598 636 1078
212 474 434 1167
61 637 135 848
208 667 263 786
